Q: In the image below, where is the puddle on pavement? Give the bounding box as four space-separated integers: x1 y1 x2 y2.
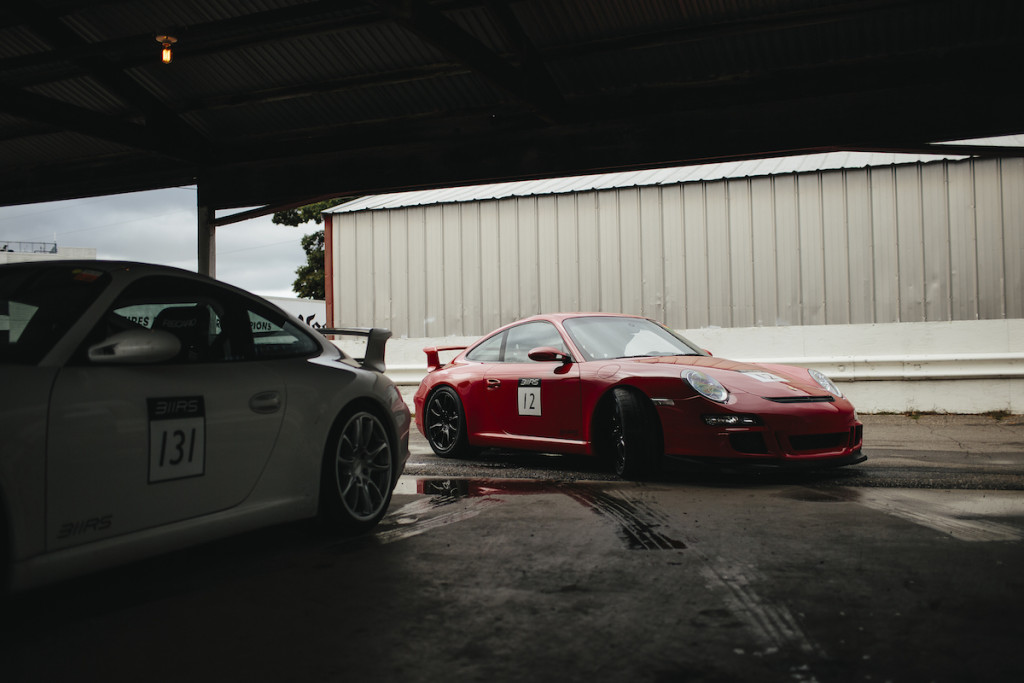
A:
392 476 686 551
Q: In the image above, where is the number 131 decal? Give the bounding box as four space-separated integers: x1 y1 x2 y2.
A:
148 396 206 483
518 378 541 416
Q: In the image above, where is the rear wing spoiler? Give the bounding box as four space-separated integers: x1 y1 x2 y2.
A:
320 327 391 373
424 345 468 372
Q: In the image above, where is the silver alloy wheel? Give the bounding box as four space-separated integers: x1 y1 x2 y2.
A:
332 411 393 522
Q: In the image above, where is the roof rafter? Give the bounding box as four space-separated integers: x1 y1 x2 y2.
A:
369 0 566 123
4 4 209 162
0 85 182 158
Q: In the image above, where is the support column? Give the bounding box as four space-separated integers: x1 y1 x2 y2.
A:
197 184 216 278
324 213 334 328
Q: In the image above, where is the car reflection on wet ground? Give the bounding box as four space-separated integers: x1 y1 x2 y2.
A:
2 415 1023 682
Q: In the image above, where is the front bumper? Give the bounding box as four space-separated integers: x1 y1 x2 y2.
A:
657 397 865 467
665 448 866 471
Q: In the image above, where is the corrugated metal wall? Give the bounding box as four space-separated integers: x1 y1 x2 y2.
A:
331 157 1024 337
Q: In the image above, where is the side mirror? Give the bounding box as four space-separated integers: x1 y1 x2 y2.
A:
528 346 572 364
88 329 181 365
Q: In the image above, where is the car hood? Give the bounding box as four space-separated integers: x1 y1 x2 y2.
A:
624 355 829 398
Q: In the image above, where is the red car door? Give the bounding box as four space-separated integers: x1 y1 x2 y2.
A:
476 321 583 446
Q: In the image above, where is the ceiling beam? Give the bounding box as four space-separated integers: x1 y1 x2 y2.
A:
12 6 209 163
370 0 566 123
0 86 198 161
540 0 935 60
178 64 470 114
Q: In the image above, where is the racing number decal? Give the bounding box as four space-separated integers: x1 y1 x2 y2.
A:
148 396 206 483
518 378 541 416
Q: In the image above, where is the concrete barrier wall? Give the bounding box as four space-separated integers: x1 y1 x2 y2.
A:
334 319 1024 415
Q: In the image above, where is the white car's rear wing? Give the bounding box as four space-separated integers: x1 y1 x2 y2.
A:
319 327 391 373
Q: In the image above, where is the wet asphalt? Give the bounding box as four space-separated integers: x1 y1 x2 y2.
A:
2 414 1022 682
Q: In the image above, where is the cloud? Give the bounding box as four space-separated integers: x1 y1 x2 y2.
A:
0 186 315 299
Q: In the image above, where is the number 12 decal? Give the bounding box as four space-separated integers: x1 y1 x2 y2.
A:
147 396 206 483
518 378 541 416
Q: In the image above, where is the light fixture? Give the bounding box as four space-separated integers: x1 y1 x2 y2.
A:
156 35 177 64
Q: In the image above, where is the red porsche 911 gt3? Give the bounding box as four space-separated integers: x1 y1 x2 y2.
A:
413 313 864 478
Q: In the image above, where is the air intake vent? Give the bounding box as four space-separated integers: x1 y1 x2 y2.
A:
789 433 847 451
764 396 835 403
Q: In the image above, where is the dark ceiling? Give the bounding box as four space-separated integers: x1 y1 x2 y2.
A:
2 0 1023 214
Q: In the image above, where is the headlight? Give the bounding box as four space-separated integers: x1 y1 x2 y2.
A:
808 368 843 397
683 369 729 403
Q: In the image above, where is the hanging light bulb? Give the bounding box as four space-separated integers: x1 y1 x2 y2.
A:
156 35 177 64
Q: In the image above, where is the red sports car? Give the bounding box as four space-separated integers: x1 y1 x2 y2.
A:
413 313 864 478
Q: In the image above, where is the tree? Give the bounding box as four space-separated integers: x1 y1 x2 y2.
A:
273 197 351 299
291 231 325 299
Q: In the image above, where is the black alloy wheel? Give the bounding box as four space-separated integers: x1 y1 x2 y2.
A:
607 387 660 479
424 386 475 458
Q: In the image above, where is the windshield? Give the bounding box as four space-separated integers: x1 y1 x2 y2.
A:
562 316 704 361
0 265 111 365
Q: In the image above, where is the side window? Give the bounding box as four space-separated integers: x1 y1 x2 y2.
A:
465 331 505 362
80 275 241 364
247 307 319 359
0 301 39 357
503 322 567 363
1 266 111 365
118 303 225 362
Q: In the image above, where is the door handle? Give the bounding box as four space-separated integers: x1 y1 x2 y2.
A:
486 378 501 389
250 391 281 414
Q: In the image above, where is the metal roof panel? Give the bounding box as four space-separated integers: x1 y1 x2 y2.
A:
326 151 972 214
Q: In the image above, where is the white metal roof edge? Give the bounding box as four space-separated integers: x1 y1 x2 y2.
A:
326 150 978 215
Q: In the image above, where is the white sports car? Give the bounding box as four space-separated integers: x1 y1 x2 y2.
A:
0 260 410 592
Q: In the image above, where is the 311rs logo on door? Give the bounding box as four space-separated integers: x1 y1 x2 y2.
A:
147 396 206 483
518 378 541 416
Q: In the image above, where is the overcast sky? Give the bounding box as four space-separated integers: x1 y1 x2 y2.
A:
0 185 313 299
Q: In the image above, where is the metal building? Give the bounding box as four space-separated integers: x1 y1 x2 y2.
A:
325 154 1023 339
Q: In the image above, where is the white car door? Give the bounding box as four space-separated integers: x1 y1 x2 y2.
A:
44 276 298 551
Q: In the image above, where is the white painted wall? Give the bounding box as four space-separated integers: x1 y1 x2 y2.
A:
0 247 96 264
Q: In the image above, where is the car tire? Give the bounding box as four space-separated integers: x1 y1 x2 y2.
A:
318 408 396 535
603 387 661 480
424 386 477 458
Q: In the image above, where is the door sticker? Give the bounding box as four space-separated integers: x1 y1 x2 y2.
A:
148 396 206 483
518 378 541 416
